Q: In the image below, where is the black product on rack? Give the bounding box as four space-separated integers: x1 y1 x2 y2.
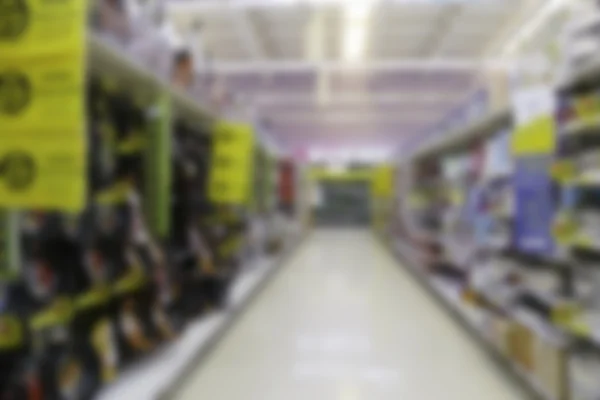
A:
96 89 163 366
0 280 33 399
170 121 243 316
170 122 221 318
14 211 93 400
0 79 177 400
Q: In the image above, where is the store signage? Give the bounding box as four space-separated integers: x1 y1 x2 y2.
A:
513 156 555 254
0 0 86 210
510 56 557 255
209 121 255 204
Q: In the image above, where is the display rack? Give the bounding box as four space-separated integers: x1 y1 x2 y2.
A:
558 55 600 93
0 27 303 400
97 232 303 400
385 99 593 400
88 35 215 126
410 107 512 162
385 239 563 400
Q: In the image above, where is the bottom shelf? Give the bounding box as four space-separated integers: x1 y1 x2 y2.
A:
385 238 565 400
96 234 303 400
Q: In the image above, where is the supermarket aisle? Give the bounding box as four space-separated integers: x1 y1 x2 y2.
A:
174 230 525 400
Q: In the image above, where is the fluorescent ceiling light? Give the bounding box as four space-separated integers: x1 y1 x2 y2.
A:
502 0 568 57
343 1 373 62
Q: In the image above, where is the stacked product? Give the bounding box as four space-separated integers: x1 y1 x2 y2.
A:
388 110 578 400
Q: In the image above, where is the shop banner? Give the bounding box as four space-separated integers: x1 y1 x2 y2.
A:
209 121 255 204
513 156 555 254
372 164 394 199
510 69 557 255
0 0 87 211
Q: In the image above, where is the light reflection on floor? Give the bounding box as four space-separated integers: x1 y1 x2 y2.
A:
175 229 526 400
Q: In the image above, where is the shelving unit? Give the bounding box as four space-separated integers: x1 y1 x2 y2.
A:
384 95 597 399
97 232 303 400
386 240 563 400
89 34 215 126
558 56 600 93
409 107 512 162
0 27 305 400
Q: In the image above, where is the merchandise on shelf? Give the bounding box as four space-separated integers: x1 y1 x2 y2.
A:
385 100 584 399
0 72 284 400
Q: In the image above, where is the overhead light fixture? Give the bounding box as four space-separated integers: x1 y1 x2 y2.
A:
343 1 373 62
502 0 568 57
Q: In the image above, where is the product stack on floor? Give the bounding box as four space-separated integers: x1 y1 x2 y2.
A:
0 5 304 399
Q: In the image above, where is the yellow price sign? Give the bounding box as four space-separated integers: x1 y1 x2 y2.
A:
0 315 23 349
550 160 575 182
0 134 85 211
552 219 578 244
0 55 85 132
209 121 255 204
551 301 581 327
511 115 555 155
573 95 600 124
372 165 394 198
0 0 87 56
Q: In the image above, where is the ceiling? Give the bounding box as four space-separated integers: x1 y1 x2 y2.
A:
166 0 549 154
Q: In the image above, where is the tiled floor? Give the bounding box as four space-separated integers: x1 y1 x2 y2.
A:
175 229 525 400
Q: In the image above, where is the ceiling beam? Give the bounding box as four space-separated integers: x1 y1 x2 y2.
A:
500 0 569 57
230 8 266 59
421 4 463 58
200 58 509 74
483 0 544 57
268 112 441 124
167 0 506 12
273 128 422 136
305 8 329 105
254 92 461 106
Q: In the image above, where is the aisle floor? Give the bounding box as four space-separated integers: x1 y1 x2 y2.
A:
175 230 525 400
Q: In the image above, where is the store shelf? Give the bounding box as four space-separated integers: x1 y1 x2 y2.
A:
412 107 512 161
88 35 161 96
562 311 600 345
96 233 304 400
558 55 600 93
384 236 563 400
88 34 214 125
568 170 600 186
562 117 600 137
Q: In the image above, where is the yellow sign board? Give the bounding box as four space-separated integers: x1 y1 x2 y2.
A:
0 0 86 211
372 165 394 198
209 122 255 204
0 134 85 210
511 115 555 155
0 0 87 56
309 167 373 181
0 55 85 131
573 95 600 124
